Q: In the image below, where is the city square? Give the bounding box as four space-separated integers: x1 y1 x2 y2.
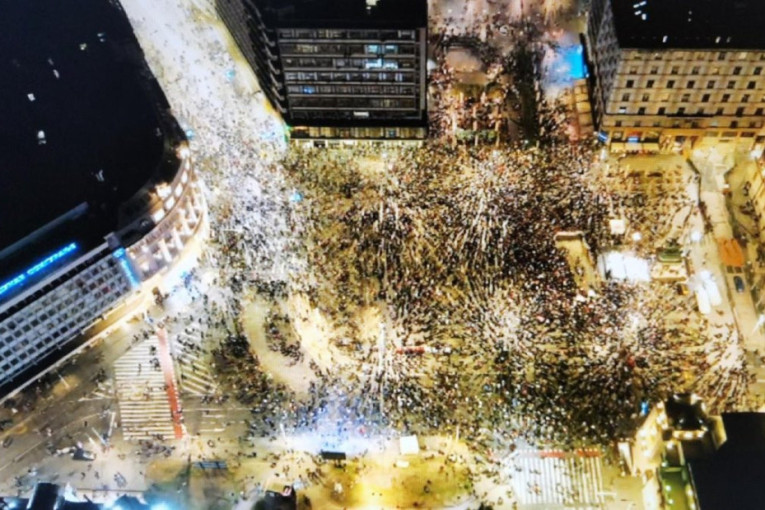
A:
3 0 765 509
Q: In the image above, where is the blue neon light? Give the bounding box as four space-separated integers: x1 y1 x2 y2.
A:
0 242 79 297
113 248 139 288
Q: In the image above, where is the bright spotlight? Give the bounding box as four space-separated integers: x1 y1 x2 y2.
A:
152 504 171 510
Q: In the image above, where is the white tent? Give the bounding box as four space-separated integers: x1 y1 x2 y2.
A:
399 435 420 455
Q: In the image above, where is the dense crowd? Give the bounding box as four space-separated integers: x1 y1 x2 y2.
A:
272 141 749 448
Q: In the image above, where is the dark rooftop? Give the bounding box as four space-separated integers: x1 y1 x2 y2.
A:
609 0 765 50
0 0 182 298
256 0 427 29
0 0 177 248
688 413 765 510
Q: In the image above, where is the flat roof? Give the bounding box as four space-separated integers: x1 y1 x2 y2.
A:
0 0 181 299
610 0 765 50
257 0 427 29
688 413 765 510
0 0 171 250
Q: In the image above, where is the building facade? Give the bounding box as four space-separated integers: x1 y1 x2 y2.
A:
587 0 765 154
0 0 207 394
0 149 206 392
216 0 428 144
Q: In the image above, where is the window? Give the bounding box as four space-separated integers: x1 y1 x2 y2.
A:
733 66 742 75
727 81 736 89
748 81 757 90
641 93 650 102
681 93 691 102
622 93 631 101
629 67 638 74
667 80 676 88
755 67 763 75
711 67 720 75
718 52 727 61
677 107 685 115
722 94 731 102
626 80 635 88
743 94 751 103
716 107 724 115
638 107 646 115
757 108 764 116
671 66 680 74
687 80 695 88
702 93 711 102
615 120 623 127
295 44 318 53
658 107 666 115
650 66 659 74
365 44 381 54
691 66 700 75
697 108 705 115
707 80 716 89
618 106 627 114
736 107 745 116
647 80 655 88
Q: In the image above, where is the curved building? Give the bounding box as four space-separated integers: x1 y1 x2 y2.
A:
0 0 206 393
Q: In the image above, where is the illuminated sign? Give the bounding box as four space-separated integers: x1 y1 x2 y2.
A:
0 242 79 298
113 248 139 288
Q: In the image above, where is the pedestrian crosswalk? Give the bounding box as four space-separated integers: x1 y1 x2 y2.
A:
509 449 605 509
113 336 176 441
173 331 224 435
175 332 217 397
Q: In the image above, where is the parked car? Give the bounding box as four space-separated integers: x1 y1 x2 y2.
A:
2 436 13 448
734 276 746 293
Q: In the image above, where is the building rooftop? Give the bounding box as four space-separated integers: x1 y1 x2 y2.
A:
255 0 427 29
0 0 182 300
609 0 765 50
688 413 765 510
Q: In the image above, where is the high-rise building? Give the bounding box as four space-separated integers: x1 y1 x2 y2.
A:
587 0 765 154
216 0 428 144
0 0 206 393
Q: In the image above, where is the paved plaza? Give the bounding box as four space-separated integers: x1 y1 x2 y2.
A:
2 1 765 509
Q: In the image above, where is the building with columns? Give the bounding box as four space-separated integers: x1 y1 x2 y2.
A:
0 0 206 394
587 0 765 154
